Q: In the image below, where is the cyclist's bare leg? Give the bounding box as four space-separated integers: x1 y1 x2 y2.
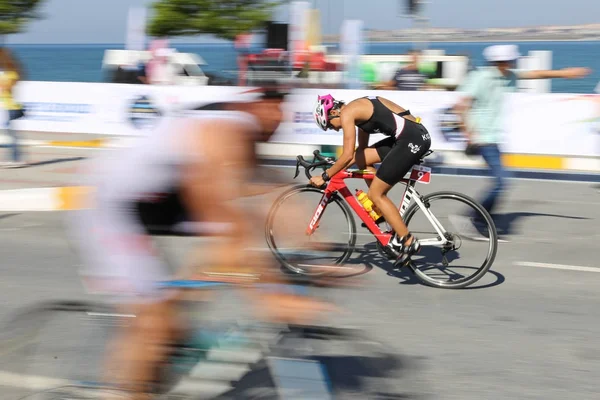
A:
353 148 381 187
103 295 185 400
368 177 413 245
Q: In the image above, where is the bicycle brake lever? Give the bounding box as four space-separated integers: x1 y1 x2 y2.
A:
305 166 313 180
294 156 302 179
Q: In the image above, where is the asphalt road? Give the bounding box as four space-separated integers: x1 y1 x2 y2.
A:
0 147 599 399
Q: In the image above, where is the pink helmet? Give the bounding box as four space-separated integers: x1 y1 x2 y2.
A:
314 94 336 131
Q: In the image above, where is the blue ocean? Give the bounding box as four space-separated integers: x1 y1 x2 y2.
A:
6 41 600 93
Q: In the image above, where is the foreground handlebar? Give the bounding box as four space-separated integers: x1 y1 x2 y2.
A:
313 150 335 163
293 150 336 180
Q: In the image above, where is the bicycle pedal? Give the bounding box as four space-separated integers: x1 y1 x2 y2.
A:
393 260 412 271
393 255 412 268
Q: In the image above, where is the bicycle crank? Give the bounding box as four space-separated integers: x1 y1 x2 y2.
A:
375 240 397 260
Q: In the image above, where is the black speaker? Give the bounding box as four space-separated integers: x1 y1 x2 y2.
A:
265 22 288 50
406 0 421 15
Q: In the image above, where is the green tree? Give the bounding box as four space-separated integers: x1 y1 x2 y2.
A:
0 0 45 36
148 0 280 41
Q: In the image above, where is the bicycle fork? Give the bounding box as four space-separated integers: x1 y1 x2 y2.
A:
306 191 332 236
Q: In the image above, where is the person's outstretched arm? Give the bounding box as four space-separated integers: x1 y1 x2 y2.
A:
518 67 591 80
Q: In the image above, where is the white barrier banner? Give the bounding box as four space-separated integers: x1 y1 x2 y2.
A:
7 82 103 134
273 88 600 157
4 82 246 136
503 92 598 155
2 82 598 158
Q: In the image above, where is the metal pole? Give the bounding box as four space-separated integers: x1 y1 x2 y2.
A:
328 0 331 36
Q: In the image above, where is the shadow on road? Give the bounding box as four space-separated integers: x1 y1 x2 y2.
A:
358 242 505 289
0 303 433 400
218 338 430 399
492 211 589 236
0 213 19 221
275 239 505 290
25 157 86 168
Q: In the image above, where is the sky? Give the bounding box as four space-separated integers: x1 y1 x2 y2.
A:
6 0 600 44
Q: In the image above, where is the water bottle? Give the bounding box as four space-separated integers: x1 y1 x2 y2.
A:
355 190 382 221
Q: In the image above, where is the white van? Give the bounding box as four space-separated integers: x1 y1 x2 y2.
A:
102 49 209 86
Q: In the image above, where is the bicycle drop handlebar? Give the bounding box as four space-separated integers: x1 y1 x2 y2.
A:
294 150 336 180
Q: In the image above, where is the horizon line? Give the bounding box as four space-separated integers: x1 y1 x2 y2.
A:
6 42 231 46
6 39 600 46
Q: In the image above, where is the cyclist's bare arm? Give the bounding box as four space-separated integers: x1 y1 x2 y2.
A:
357 128 369 150
177 119 283 278
322 104 365 178
179 119 248 225
241 144 290 197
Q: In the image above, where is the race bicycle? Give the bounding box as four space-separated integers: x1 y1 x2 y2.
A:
0 280 404 399
266 150 498 289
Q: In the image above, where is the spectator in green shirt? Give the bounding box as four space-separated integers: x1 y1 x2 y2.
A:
452 44 590 237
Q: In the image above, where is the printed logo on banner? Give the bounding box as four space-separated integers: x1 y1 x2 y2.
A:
292 111 339 135
292 111 338 135
22 102 91 122
293 112 314 124
437 106 466 143
128 95 162 129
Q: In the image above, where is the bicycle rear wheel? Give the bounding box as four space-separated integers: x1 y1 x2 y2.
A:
265 185 357 277
403 191 498 289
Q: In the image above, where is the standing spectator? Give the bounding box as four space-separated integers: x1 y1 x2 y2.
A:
451 44 590 237
376 49 427 91
0 48 26 168
147 47 176 85
136 60 148 84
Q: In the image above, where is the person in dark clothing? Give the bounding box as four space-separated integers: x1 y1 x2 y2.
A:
376 49 427 91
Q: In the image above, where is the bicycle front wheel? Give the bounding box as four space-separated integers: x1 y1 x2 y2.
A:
265 185 357 277
403 191 498 289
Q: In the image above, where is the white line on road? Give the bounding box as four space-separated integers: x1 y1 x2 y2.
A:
515 261 600 273
0 370 71 390
87 312 136 318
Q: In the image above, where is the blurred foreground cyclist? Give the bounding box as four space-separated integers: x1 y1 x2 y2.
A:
68 85 334 399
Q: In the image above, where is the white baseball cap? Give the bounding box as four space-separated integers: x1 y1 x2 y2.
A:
483 45 520 62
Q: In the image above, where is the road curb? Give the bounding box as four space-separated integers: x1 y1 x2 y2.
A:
0 164 597 212
0 186 94 212
6 137 600 176
45 139 110 148
18 138 113 148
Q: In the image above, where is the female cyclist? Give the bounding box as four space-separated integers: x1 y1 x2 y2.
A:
310 94 432 264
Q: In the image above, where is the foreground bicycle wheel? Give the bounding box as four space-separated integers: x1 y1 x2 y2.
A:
2 301 405 399
401 191 498 289
265 185 357 277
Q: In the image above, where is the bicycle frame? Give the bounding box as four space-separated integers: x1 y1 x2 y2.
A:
306 169 450 248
